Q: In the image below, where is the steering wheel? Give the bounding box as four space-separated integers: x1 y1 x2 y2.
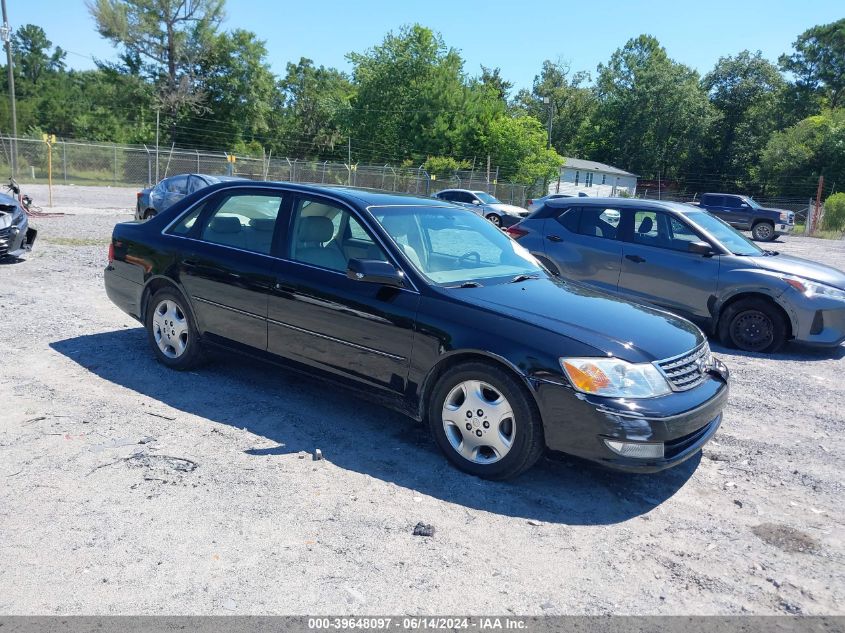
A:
457 251 481 265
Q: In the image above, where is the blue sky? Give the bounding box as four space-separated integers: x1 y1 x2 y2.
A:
8 0 844 92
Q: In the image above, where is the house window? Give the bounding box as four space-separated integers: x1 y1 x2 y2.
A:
601 174 606 185
574 171 580 186
586 172 594 187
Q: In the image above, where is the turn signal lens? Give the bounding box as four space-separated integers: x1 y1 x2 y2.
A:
562 360 612 392
108 242 115 263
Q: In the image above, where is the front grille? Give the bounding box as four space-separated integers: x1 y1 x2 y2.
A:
655 342 712 391
0 227 10 257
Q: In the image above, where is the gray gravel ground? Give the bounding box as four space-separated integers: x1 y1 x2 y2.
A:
0 186 843 615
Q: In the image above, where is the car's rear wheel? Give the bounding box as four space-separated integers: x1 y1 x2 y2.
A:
428 362 544 480
718 297 787 353
485 213 502 227
145 288 203 369
144 209 157 220
751 221 775 241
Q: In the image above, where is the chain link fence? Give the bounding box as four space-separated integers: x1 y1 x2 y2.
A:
0 135 529 206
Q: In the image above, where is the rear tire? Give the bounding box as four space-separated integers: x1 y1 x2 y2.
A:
428 362 545 480
144 209 157 220
751 221 775 241
718 297 787 353
145 288 204 369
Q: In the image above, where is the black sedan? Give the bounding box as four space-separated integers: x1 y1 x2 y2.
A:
105 182 729 479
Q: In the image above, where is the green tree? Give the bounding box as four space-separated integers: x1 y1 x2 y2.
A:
514 59 595 157
484 115 563 185
12 24 66 83
591 35 716 180
278 57 353 159
779 18 845 108
177 29 276 149
702 50 785 186
88 0 225 113
479 66 512 102
760 108 845 197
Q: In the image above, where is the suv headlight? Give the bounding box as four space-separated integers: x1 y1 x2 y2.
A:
784 276 845 300
560 357 672 398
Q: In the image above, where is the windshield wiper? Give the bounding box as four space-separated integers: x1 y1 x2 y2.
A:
448 281 482 288
510 274 540 283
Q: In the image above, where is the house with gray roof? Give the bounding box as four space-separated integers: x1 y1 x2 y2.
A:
550 158 638 197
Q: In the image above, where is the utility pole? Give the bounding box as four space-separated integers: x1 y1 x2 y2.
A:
155 108 160 183
1 0 17 176
486 154 491 185
347 136 351 167
543 96 553 149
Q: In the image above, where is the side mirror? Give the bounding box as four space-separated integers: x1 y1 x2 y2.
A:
472 199 481 205
347 258 405 288
688 241 715 256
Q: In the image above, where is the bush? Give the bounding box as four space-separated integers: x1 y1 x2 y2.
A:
822 192 845 231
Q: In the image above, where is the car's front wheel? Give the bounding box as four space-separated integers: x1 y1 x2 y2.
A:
428 362 544 480
485 213 502 227
718 297 787 353
144 209 157 220
145 288 203 369
751 221 775 241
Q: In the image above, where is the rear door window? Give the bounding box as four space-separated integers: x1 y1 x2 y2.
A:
556 208 581 232
577 207 621 240
199 192 285 255
166 175 189 195
702 194 723 207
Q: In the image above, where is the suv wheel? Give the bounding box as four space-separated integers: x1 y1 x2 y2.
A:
428 362 544 480
485 213 502 227
146 288 203 369
751 221 775 241
718 297 787 353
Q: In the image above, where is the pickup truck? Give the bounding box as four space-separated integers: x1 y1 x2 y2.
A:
696 193 794 241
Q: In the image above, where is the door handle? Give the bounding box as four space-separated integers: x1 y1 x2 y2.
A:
546 234 563 242
625 255 646 263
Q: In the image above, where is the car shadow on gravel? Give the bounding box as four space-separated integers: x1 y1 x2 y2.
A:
51 328 699 526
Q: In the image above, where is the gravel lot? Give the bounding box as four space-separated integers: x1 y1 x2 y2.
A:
1 186 843 615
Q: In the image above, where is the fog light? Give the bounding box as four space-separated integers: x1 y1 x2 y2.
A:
604 439 664 459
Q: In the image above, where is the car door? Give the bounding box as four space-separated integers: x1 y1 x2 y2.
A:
542 206 624 293
267 194 419 393
727 196 754 229
702 195 730 223
617 210 720 322
171 188 286 351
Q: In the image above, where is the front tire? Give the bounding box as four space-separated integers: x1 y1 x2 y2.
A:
145 288 203 369
428 362 545 480
485 213 502 227
751 221 775 241
718 297 787 353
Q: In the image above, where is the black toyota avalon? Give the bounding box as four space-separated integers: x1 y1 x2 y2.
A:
104 182 729 479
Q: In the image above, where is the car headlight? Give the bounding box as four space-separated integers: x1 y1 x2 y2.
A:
11 205 25 226
783 276 845 300
560 357 672 398
779 212 788 222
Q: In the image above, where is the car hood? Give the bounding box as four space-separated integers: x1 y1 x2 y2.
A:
457 277 704 363
489 203 529 215
752 253 845 289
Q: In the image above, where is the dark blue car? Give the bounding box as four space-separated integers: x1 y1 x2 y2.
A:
135 174 246 221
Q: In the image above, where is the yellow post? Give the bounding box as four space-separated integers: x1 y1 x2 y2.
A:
42 133 56 207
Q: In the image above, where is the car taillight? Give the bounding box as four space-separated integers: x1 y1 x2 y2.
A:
136 192 142 199
506 224 529 240
526 199 534 206
108 242 114 263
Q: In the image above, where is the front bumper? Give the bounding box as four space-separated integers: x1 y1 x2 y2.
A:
783 288 845 347
776 223 794 235
0 222 37 258
534 361 729 472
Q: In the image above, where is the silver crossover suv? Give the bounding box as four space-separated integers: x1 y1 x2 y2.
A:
508 198 845 353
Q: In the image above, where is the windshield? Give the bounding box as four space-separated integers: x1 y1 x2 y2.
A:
371 206 543 285
687 211 763 256
473 192 500 204
744 197 762 210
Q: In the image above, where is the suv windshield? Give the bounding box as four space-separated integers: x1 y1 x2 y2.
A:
371 206 542 285
473 192 500 204
687 211 763 256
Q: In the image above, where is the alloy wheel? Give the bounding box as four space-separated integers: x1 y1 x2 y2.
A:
442 379 515 464
753 223 773 241
486 214 501 227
